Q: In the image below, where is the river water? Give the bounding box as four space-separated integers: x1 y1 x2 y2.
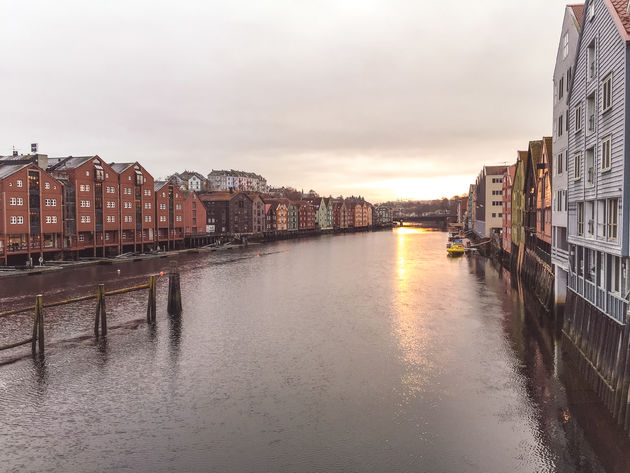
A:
1 228 630 473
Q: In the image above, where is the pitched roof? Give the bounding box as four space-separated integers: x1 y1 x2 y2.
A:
570 4 584 27
0 163 29 179
198 191 250 202
48 156 95 171
484 165 508 176
154 180 168 191
609 0 630 37
109 162 135 173
528 140 543 167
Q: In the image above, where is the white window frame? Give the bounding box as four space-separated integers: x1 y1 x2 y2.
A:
574 152 582 181
601 135 612 171
603 73 613 113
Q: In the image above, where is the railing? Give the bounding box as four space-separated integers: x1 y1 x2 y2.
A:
607 293 627 324
0 264 183 356
568 273 628 324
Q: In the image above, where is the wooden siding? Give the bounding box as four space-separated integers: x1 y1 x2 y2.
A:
568 0 627 256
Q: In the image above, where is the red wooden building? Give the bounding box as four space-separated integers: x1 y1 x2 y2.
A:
183 191 206 235
49 156 120 257
0 162 64 265
154 180 185 250
110 162 155 253
297 200 316 230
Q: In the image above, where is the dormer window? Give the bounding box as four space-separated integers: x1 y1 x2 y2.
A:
135 170 144 185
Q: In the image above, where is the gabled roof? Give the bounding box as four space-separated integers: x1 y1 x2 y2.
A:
48 156 96 171
154 180 168 192
484 165 508 176
0 163 29 180
109 162 135 173
198 191 251 202
570 4 585 27
528 140 543 168
609 0 630 38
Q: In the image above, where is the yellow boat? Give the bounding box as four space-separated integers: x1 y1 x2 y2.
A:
447 244 465 257
447 239 465 257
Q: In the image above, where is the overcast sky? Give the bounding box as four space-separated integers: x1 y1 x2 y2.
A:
2 0 571 201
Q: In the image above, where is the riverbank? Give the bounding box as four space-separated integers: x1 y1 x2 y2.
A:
0 225 393 279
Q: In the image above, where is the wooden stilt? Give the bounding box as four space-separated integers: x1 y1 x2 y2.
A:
167 262 182 316
36 295 44 354
32 295 40 354
99 284 107 336
94 285 102 337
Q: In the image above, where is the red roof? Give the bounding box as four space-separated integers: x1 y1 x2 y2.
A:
570 4 584 27
608 0 630 38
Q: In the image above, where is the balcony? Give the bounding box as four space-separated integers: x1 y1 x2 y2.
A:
568 273 628 324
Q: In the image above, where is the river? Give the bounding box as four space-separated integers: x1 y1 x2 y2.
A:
1 227 630 473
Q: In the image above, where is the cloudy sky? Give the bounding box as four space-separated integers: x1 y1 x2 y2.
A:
3 0 570 201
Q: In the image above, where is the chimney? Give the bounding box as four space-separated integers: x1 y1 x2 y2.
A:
12 149 18 157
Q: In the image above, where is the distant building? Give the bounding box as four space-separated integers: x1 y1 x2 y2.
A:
475 165 507 238
297 201 316 230
199 191 253 235
173 171 208 192
375 206 392 226
208 170 267 193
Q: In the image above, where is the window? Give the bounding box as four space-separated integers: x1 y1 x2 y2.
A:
44 182 50 190
160 216 166 222
567 66 572 91
587 93 595 134
160 203 166 210
106 216 116 223
586 148 595 186
176 204 182 210
575 103 582 132
80 215 91 223
16 180 22 187
144 202 151 209
602 136 612 171
106 201 115 208
577 202 584 236
9 197 16 205
574 152 582 180
145 215 152 222
176 216 182 222
586 201 594 237
603 74 612 112
597 200 606 238
10 216 17 224
558 115 563 137
45 198 56 206
492 213 496 218
563 32 569 58
144 189 151 196
559 76 564 100
124 187 132 195
79 234 85 242
46 216 52 224
85 170 90 177
557 153 563 174
80 200 91 208
608 198 618 241
588 40 596 80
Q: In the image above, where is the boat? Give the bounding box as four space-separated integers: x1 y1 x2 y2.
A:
447 239 465 257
